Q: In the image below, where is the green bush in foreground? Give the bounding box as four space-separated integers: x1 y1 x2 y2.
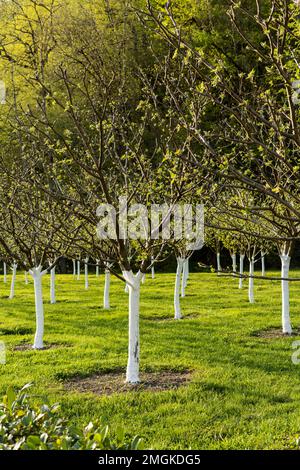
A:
0 384 142 450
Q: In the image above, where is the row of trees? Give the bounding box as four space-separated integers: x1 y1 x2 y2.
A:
0 0 299 382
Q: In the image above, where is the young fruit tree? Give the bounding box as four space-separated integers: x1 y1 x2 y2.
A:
2 2 201 383
145 0 300 333
0 157 75 348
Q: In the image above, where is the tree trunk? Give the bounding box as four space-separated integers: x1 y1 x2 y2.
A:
261 251 266 277
186 258 189 286
103 269 111 309
9 263 17 300
231 253 237 274
248 258 255 303
280 254 292 334
239 254 245 289
84 258 89 290
77 260 80 281
123 271 142 384
142 273 146 284
217 252 221 276
151 256 155 279
181 259 188 298
30 266 46 349
72 259 76 279
96 260 100 277
174 258 183 319
50 267 56 304
3 261 7 283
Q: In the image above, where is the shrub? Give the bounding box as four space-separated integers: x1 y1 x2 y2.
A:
0 384 142 450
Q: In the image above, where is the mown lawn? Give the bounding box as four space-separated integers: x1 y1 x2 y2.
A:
1 270 300 449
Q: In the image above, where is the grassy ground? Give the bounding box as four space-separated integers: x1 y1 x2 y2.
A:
1 269 300 449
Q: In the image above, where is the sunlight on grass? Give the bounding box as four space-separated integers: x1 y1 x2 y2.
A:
0 271 300 449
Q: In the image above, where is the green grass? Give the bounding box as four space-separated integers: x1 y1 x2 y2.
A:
1 270 300 449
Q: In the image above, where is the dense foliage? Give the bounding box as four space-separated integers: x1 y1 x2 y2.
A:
0 384 142 450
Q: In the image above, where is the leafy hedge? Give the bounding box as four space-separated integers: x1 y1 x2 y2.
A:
0 384 142 450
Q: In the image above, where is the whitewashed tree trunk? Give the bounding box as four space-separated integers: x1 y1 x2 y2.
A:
103 268 111 309
122 270 142 383
232 253 237 274
72 259 76 279
9 263 17 300
29 266 47 349
186 258 189 286
84 258 89 290
142 273 146 284
125 283 129 293
248 258 255 303
25 271 29 285
50 266 56 304
151 256 155 279
181 259 188 298
280 254 292 334
239 254 245 289
261 251 266 277
217 252 221 276
174 258 183 319
77 260 80 281
96 260 100 277
3 262 7 283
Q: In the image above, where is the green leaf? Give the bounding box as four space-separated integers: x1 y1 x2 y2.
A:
20 383 33 393
26 435 41 449
6 386 16 411
131 435 143 450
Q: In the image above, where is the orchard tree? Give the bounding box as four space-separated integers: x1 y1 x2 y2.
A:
145 0 300 334
0 154 76 348
0 1 200 383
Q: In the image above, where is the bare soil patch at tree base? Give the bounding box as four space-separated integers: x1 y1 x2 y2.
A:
252 328 300 339
64 370 192 396
13 343 70 351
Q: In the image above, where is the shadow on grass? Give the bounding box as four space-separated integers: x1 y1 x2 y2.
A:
0 326 33 336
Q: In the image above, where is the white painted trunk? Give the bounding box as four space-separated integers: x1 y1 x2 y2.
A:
84 258 89 290
30 267 46 349
77 260 80 281
174 258 183 319
217 252 221 276
125 283 129 293
50 267 56 304
72 259 76 279
9 263 17 300
142 273 146 284
3 262 7 283
25 271 29 285
239 254 245 289
232 253 237 273
103 269 111 309
280 255 292 334
96 260 100 277
123 271 141 383
261 251 266 277
151 257 155 279
248 258 255 303
181 259 188 298
186 258 189 285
